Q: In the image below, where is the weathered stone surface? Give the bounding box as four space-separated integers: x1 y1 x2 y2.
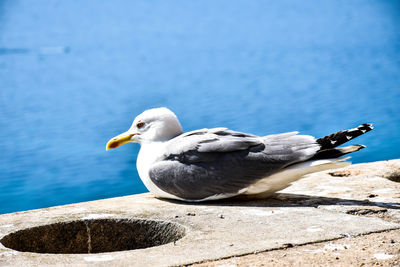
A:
279 159 400 224
0 159 399 266
192 229 400 267
328 159 400 183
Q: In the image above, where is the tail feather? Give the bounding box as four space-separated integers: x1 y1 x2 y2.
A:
312 145 365 159
244 158 351 198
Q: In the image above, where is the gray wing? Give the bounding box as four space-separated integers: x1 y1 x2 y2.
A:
149 128 320 200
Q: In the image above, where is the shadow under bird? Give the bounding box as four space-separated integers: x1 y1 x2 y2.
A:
106 107 373 201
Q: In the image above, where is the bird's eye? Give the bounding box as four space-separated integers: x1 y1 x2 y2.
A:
136 122 145 129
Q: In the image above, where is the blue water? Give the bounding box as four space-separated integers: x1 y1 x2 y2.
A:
1 1 399 214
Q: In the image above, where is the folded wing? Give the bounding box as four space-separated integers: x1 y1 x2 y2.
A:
149 128 319 200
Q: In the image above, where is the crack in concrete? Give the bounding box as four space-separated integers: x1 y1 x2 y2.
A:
85 222 92 254
346 209 388 216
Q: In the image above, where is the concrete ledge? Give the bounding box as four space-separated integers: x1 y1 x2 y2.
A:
0 159 399 266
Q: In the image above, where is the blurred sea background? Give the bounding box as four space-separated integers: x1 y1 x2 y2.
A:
0 1 399 214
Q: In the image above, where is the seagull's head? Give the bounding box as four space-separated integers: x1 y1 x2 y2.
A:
106 107 183 150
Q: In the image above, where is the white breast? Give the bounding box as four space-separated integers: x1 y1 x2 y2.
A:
136 142 182 200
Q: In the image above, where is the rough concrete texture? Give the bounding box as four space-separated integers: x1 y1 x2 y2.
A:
0 159 399 266
192 159 400 267
192 229 400 267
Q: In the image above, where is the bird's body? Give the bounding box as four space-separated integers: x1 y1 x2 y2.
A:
107 107 373 202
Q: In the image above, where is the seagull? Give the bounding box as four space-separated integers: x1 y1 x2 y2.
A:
106 107 373 202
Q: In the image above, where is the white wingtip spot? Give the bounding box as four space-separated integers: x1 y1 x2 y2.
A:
346 135 352 140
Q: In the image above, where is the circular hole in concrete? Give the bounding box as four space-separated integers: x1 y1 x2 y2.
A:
0 218 185 254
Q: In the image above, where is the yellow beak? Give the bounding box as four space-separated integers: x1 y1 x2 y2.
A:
106 132 135 150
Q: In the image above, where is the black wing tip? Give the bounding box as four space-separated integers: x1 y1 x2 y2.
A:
316 123 373 150
358 123 374 130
